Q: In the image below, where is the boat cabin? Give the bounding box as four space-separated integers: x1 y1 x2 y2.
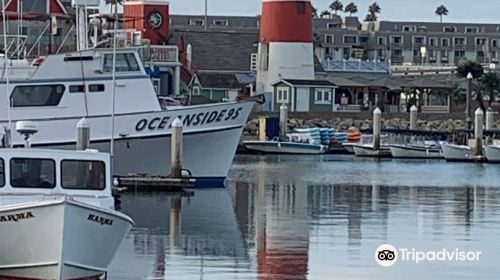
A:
0 148 114 209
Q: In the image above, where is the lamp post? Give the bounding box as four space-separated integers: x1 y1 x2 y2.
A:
466 72 473 133
420 45 427 65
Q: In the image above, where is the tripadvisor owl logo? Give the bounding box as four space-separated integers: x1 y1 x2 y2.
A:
375 244 398 267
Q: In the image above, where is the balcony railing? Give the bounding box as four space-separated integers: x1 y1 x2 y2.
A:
322 58 390 73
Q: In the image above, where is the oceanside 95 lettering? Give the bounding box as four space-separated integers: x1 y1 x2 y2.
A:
135 107 243 132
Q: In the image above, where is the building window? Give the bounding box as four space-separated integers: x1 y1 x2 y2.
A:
89 84 105 92
11 85 65 107
377 49 385 59
212 20 228 26
413 48 420 57
454 50 466 58
403 25 416 32
465 27 479 33
103 53 140 72
442 38 450 47
392 49 402 56
327 22 340 29
493 39 498 48
325 47 332 56
189 19 204 26
69 85 85 93
315 89 331 104
10 158 56 189
377 37 387 45
391 36 403 44
440 50 448 58
192 86 201 95
324 34 334 44
61 160 106 190
343 35 357 44
276 87 290 103
453 37 466 47
475 38 488 46
443 26 457 33
429 38 437 47
413 36 425 44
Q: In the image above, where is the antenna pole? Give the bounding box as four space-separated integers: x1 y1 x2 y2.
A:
110 2 118 158
2 0 12 147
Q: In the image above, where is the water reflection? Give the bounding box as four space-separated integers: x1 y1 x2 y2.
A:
109 155 500 279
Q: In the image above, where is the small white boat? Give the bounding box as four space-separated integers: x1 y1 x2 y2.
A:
485 144 500 163
342 142 356 154
441 143 482 162
352 144 392 157
0 148 134 279
243 140 327 154
389 144 443 159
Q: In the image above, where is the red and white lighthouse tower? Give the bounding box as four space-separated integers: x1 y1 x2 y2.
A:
256 0 315 94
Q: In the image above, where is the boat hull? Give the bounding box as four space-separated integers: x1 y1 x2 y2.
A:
389 144 443 159
352 144 392 157
0 199 133 280
441 143 480 162
341 143 356 154
243 141 326 154
485 145 500 163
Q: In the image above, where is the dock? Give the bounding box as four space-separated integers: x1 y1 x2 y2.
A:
116 175 196 192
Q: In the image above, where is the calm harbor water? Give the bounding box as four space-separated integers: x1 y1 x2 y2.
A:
109 155 500 279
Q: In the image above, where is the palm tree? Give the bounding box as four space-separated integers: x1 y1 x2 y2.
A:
435 5 449 23
105 0 123 13
368 2 381 20
364 13 376 22
344 2 358 16
320 10 331 18
312 6 318 18
329 0 344 15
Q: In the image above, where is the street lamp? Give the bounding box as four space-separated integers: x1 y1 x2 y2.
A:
420 46 427 65
466 72 473 133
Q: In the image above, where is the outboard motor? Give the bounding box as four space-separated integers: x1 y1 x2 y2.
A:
16 121 38 148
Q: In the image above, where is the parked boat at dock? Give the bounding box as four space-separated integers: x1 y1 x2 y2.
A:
485 144 500 163
0 148 133 279
352 144 392 157
0 49 254 187
243 140 327 154
389 143 443 159
441 143 482 162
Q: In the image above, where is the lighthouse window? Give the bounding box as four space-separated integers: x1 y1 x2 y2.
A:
10 158 56 189
103 53 140 72
296 2 305 14
10 85 65 107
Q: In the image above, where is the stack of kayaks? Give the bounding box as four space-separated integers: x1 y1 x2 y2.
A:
291 128 322 145
319 128 335 145
332 131 349 144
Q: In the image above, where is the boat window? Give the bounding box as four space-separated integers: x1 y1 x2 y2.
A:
103 53 140 72
69 85 85 93
89 84 105 92
10 158 56 189
0 159 4 187
61 160 106 190
11 85 65 107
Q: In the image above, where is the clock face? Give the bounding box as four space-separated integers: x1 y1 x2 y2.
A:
148 12 163 29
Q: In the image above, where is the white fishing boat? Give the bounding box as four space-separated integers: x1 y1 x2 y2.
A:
0 146 133 279
441 143 480 162
389 143 443 159
0 48 254 187
352 143 392 157
243 140 327 154
485 144 500 163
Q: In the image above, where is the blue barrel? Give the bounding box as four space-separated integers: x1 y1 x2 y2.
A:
266 117 280 140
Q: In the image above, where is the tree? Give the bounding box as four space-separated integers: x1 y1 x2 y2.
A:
320 10 331 18
456 58 484 80
312 6 318 18
329 0 344 15
435 5 449 23
344 2 358 16
105 0 123 13
478 72 500 108
364 2 381 21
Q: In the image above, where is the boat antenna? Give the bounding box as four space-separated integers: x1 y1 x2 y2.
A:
110 1 118 160
2 0 12 147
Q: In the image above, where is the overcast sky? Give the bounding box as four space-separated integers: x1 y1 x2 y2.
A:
163 0 500 23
